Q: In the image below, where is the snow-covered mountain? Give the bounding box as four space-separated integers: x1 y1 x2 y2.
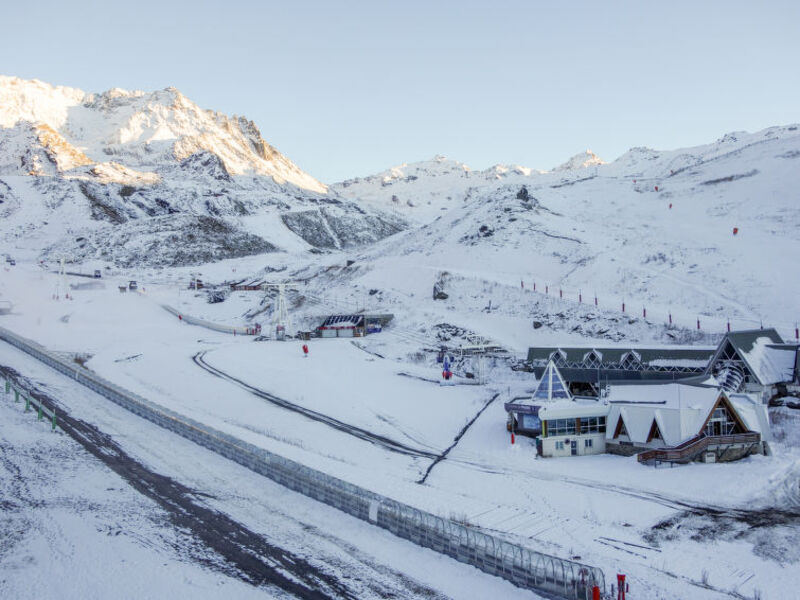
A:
0 76 405 266
334 125 800 336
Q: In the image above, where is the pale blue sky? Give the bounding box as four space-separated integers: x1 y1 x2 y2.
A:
3 1 799 182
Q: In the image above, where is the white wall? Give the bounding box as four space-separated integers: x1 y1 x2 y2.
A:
539 433 606 457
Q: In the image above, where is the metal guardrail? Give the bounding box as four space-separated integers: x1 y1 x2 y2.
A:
637 432 761 463
3 377 59 430
0 325 605 598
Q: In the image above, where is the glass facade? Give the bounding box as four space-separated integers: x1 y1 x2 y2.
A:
544 416 605 437
546 418 577 436
580 416 606 434
520 414 541 431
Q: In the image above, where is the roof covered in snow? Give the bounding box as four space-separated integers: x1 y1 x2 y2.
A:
319 315 364 328
606 383 768 446
705 328 798 385
538 399 609 420
527 346 715 366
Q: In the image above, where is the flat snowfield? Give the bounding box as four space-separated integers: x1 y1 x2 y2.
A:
1 261 798 599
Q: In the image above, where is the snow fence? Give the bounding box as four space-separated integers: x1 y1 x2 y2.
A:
0 325 605 599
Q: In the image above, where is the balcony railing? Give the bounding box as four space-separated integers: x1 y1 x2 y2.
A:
636 432 761 464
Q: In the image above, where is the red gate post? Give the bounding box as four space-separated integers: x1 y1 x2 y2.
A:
592 586 600 600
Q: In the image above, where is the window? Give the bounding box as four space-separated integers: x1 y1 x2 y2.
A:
555 441 565 451
583 351 602 369
705 402 742 436
613 416 629 439
620 352 642 371
520 414 541 431
550 350 568 367
584 439 593 448
580 416 606 434
546 419 577 436
647 419 663 442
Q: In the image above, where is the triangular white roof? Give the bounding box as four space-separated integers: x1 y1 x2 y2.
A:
605 384 769 446
532 361 572 402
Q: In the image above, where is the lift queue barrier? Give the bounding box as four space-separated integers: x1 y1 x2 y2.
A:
0 325 605 598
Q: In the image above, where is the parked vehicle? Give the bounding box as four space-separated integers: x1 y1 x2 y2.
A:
94 270 102 278
128 280 138 291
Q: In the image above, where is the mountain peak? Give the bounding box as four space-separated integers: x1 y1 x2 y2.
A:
553 149 605 172
0 75 326 193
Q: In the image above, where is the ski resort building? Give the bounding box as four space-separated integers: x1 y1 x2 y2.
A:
317 315 365 337
526 328 799 400
504 361 772 463
505 362 608 457
230 278 265 291
704 329 798 400
316 314 394 338
605 382 771 464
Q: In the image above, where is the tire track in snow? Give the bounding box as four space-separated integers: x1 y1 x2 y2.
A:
192 351 440 460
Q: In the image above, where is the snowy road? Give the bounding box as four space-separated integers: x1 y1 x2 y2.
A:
0 351 536 600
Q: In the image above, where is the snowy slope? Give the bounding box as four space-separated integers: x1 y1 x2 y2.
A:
334 125 800 335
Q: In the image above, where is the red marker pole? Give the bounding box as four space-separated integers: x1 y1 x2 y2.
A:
643 307 646 319
594 295 598 306
579 291 582 303
697 318 701 330
559 288 563 299
622 301 625 313
616 574 627 600
669 312 672 325
533 282 536 292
